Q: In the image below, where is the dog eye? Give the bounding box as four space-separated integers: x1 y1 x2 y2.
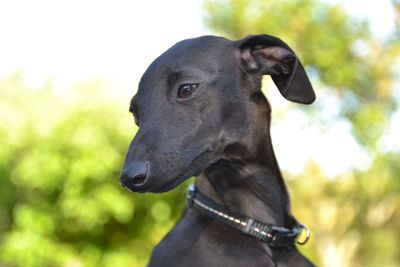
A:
177 83 199 99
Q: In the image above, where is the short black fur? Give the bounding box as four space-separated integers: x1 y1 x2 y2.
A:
120 34 315 266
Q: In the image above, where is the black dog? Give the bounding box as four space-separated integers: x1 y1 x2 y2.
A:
120 34 315 266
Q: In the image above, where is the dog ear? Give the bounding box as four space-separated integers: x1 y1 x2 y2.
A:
236 34 315 104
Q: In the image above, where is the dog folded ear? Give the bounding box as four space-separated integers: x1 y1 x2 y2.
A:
236 34 315 104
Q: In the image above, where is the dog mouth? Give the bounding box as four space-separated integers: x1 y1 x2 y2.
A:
123 177 150 193
150 174 193 193
145 149 214 193
129 174 147 187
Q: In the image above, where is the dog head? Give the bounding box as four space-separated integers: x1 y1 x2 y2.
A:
120 34 315 193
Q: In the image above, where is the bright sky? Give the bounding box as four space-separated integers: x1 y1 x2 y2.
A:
0 0 397 177
0 0 207 93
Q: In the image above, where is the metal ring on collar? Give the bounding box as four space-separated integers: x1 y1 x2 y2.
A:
296 224 311 245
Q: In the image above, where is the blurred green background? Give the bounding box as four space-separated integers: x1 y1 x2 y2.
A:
1 0 400 266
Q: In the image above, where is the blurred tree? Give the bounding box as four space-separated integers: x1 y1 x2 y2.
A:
203 0 400 266
0 74 191 267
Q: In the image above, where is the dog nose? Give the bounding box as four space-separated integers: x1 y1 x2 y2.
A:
120 161 149 191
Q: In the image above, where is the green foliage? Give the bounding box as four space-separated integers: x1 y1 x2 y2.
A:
0 74 191 266
204 0 400 266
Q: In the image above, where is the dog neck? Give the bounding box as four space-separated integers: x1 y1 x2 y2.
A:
195 158 293 228
195 91 294 228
